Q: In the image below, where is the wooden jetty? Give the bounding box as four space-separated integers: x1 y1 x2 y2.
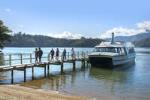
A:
0 51 89 84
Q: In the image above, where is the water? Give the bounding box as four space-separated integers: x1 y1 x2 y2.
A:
0 47 150 100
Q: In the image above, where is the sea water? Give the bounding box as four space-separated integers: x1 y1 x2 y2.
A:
0 47 150 100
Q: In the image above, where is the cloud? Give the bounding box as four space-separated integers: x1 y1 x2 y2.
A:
48 31 82 39
4 8 11 13
100 21 150 38
137 21 150 31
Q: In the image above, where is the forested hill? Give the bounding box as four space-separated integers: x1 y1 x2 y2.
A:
5 33 103 47
134 37 150 47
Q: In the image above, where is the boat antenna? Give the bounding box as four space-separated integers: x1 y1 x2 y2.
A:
111 32 115 44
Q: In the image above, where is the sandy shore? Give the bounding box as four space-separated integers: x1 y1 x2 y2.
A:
0 85 148 100
0 85 87 100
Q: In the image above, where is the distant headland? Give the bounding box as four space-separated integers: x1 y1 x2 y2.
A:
4 32 150 47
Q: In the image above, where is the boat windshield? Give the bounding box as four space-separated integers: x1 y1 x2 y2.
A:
94 47 125 54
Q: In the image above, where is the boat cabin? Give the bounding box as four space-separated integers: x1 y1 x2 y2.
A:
93 42 135 55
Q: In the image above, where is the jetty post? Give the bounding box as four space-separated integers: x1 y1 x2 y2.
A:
44 63 46 77
32 66 34 80
47 63 50 76
11 69 14 84
24 66 26 82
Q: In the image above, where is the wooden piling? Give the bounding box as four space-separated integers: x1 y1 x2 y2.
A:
47 64 50 76
32 66 34 80
11 69 14 84
24 67 26 82
44 64 46 77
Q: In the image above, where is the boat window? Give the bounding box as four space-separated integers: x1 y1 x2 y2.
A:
128 47 135 54
120 48 125 55
115 48 125 54
93 47 127 55
94 47 125 54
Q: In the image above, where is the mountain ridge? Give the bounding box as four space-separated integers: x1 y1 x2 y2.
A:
4 32 150 47
5 33 102 47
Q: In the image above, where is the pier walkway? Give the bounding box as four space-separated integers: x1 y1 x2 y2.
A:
0 51 89 84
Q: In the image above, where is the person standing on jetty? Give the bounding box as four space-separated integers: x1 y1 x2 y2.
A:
62 49 66 61
35 48 38 63
56 48 59 61
71 48 76 60
38 47 43 63
50 48 55 61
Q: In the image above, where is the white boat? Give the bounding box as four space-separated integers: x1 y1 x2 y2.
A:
88 33 136 68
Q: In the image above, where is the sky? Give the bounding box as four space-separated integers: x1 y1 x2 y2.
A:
0 0 150 39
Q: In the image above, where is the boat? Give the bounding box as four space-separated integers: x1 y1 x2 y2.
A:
88 33 136 68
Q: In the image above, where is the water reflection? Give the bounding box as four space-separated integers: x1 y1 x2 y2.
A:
21 69 84 91
19 62 143 98
90 65 135 93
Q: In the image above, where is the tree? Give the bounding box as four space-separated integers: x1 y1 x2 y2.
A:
0 20 12 49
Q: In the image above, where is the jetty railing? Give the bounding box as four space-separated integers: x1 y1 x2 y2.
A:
0 51 89 66
0 51 90 84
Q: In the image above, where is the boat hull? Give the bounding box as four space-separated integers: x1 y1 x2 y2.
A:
89 54 135 68
89 56 113 67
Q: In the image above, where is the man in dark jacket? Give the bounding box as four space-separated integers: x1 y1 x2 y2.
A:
38 47 43 62
50 48 55 61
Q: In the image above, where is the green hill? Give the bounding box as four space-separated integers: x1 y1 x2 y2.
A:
134 37 150 47
5 33 103 47
4 32 150 47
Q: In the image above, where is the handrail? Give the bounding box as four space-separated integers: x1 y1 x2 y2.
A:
0 51 90 67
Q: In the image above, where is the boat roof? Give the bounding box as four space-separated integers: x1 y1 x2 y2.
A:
95 42 134 48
